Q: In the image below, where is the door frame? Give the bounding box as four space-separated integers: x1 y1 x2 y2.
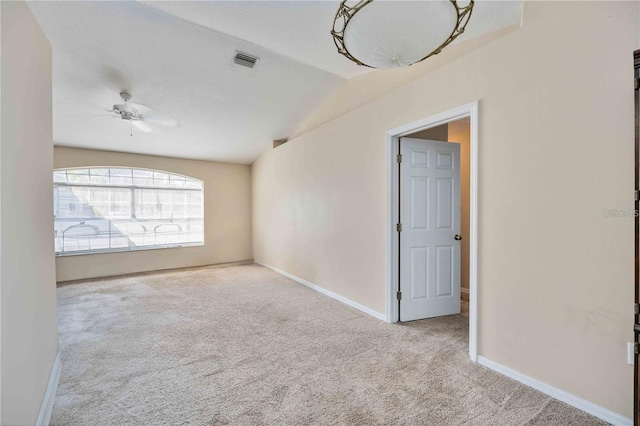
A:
385 101 479 362
633 49 639 426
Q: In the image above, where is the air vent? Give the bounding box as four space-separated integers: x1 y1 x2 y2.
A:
234 51 259 69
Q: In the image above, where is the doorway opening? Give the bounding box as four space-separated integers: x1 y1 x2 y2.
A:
386 101 479 362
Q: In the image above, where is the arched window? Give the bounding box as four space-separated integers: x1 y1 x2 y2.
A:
53 167 204 255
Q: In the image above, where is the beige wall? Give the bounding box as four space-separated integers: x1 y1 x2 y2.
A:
1 2 59 424
55 147 252 281
448 119 471 290
253 1 637 418
410 123 449 142
290 24 520 139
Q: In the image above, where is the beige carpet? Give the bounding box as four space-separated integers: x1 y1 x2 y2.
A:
53 264 607 425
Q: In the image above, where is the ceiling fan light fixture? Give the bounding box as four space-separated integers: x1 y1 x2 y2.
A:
331 0 474 69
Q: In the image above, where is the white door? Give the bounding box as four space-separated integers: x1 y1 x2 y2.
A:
400 137 461 321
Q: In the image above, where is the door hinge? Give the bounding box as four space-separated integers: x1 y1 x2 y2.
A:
635 343 639 355
635 78 640 90
397 154 402 163
635 303 640 315
396 291 402 301
397 223 402 232
635 190 639 202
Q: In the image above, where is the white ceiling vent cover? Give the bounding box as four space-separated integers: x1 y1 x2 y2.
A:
234 51 259 69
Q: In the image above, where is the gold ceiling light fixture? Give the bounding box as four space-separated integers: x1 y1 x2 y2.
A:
331 0 474 69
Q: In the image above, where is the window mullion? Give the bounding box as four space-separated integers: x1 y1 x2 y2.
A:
131 187 136 219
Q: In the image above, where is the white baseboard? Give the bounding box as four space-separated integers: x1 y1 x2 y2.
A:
36 350 61 426
257 263 386 322
258 263 630 425
477 356 631 426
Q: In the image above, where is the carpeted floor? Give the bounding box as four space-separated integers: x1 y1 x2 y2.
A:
53 263 607 425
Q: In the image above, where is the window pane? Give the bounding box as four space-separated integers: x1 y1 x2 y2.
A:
90 175 110 185
134 178 153 187
186 192 201 204
185 180 202 189
90 169 110 185
66 169 90 184
54 167 204 255
110 168 131 176
55 187 93 218
133 169 153 178
134 189 197 219
91 188 109 202
53 171 68 183
110 168 132 186
153 172 170 187
169 175 185 188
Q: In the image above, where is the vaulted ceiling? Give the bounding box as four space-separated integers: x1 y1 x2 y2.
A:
28 1 522 164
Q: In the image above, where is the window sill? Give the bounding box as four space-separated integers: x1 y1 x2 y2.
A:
55 242 204 257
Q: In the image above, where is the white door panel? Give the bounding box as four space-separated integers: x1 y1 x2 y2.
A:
400 137 460 321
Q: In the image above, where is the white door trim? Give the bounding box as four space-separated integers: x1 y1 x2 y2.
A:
385 101 479 362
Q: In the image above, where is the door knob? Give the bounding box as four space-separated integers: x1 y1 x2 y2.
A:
455 234 462 241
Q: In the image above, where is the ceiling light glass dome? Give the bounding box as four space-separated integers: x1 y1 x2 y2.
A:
332 0 474 69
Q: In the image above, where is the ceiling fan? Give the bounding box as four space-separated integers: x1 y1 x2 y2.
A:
111 91 179 134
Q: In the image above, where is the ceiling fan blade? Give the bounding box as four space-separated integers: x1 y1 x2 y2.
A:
142 115 180 128
132 120 153 133
92 112 120 118
129 102 151 115
61 97 113 113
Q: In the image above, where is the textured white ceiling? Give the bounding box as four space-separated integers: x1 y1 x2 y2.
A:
141 0 367 79
142 1 523 79
27 1 522 164
27 1 345 164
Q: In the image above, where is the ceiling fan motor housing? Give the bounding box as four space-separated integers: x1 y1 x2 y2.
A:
113 106 139 120
113 91 139 119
